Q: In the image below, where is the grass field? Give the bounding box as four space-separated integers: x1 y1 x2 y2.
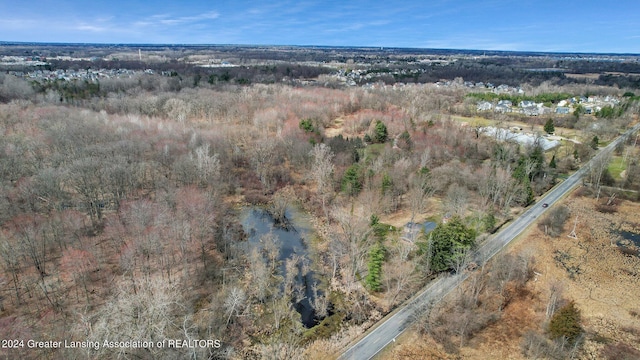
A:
608 155 627 179
450 115 493 126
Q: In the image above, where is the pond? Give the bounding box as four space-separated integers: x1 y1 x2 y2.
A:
618 231 640 247
402 221 437 242
240 206 322 328
617 230 640 257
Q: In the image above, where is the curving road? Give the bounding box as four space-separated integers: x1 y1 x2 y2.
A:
339 123 640 360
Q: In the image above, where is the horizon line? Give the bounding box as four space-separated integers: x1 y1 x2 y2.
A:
1 41 639 57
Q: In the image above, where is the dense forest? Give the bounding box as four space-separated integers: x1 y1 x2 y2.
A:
0 45 639 359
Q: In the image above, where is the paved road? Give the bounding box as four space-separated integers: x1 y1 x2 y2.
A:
339 123 640 360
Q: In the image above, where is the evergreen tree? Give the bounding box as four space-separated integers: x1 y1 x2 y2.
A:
373 120 388 143
427 217 476 272
397 130 412 151
341 164 363 196
522 177 535 205
381 173 392 195
544 118 555 134
365 243 385 291
529 145 545 178
548 301 583 344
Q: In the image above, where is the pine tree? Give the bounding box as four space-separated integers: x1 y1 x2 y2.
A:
544 118 555 134
365 243 385 291
428 217 476 272
548 300 583 344
341 164 362 195
373 120 388 143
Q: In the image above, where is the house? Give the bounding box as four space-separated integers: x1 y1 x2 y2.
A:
497 100 513 107
556 106 570 114
522 106 541 116
519 100 536 108
477 101 493 111
495 104 511 113
604 96 620 105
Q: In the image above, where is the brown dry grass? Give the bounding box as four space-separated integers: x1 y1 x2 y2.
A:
565 73 602 80
390 192 640 359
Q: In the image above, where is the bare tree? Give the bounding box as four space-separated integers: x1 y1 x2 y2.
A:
546 281 565 320
247 247 270 302
477 163 522 214
192 142 221 187
261 231 281 273
444 183 469 217
331 205 373 287
383 256 417 306
64 157 108 229
408 170 435 229
224 287 247 326
387 157 412 211
0 232 23 304
59 248 98 304
588 151 612 200
249 137 279 191
309 143 335 219
87 277 186 359
310 281 329 318
270 188 291 226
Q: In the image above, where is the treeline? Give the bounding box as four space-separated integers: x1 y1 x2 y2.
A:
558 59 640 75
356 61 570 87
596 73 640 89
46 59 332 81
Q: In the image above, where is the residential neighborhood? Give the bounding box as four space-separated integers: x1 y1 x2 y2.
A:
476 94 621 116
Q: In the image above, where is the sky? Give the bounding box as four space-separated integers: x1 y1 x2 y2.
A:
1 0 639 54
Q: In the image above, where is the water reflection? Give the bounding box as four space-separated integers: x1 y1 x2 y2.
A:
240 207 323 328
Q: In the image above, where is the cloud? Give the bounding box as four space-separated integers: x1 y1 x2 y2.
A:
154 11 220 26
322 19 392 34
0 18 38 30
76 24 108 32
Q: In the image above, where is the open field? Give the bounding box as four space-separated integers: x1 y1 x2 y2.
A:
388 191 640 360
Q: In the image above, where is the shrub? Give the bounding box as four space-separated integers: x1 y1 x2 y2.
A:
538 205 570 237
548 301 583 344
299 118 315 133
